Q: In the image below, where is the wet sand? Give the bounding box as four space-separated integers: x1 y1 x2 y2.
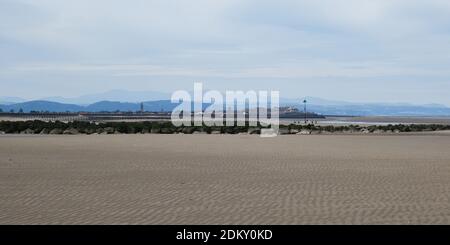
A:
1 134 450 224
325 116 450 125
281 116 450 125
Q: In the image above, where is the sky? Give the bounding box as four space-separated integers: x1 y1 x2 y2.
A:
1 0 450 105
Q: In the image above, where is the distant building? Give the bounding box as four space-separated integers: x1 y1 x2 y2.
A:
140 102 144 113
279 106 299 113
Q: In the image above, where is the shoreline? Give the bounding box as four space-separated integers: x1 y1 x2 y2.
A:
2 130 450 137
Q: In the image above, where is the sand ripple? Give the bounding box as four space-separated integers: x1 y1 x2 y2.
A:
1 134 450 224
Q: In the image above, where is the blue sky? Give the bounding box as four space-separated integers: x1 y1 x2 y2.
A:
1 0 450 105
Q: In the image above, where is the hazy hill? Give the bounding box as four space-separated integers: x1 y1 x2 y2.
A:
0 100 200 113
281 97 450 116
42 90 171 105
85 101 141 112
0 96 27 105
0 101 84 112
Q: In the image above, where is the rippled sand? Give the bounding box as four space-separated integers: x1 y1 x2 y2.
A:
1 134 450 224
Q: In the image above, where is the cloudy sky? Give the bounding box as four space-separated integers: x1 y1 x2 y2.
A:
1 0 450 105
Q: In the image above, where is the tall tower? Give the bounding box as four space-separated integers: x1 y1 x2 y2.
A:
140 102 144 113
303 99 307 124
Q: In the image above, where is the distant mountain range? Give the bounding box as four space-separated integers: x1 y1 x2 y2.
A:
1 92 450 116
40 90 171 105
0 96 27 105
282 97 450 116
0 100 176 113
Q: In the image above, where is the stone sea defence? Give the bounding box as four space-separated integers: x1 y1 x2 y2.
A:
1 120 450 135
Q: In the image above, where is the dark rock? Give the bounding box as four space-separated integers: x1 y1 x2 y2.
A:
63 128 79 135
278 128 290 135
248 128 260 134
39 128 49 134
160 128 174 134
49 128 63 135
20 128 35 134
182 127 195 134
150 128 161 133
104 127 115 134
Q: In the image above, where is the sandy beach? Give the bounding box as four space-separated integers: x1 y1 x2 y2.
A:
1 134 450 224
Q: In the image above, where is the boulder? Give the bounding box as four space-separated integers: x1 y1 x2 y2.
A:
289 129 299 134
63 128 79 135
224 127 237 134
49 128 63 135
150 128 161 134
20 128 35 134
0 131 5 135
210 130 222 134
360 128 370 134
85 128 96 134
297 129 311 135
182 127 195 134
104 127 115 134
247 128 260 135
278 128 290 135
160 128 174 134
39 128 50 134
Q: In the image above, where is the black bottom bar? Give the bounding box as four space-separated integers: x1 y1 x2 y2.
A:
1 225 449 244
